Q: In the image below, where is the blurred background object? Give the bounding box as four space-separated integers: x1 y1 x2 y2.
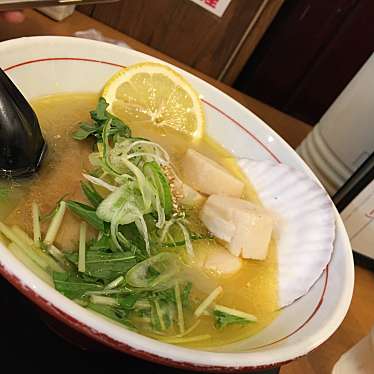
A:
334 152 374 269
332 326 374 374
0 0 118 12
297 53 374 195
38 5 75 21
73 28 131 47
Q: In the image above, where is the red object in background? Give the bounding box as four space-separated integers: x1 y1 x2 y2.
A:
204 0 219 9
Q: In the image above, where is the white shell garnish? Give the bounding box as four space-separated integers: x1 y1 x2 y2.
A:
238 159 335 308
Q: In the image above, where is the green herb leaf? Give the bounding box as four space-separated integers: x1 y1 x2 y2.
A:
65 249 137 281
153 288 175 304
72 123 98 140
88 303 134 328
120 219 153 253
118 294 140 310
182 282 192 307
73 98 131 141
53 271 103 299
88 234 117 252
66 200 105 231
213 309 253 329
109 117 132 139
90 97 108 122
117 232 143 255
80 181 104 208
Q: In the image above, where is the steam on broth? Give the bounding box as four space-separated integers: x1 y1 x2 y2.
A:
0 93 278 348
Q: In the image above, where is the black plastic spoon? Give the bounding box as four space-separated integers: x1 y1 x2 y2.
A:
0 67 47 178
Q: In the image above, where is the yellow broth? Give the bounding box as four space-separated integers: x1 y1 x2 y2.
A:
1 93 279 348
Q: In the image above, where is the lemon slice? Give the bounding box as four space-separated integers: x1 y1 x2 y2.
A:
102 62 205 141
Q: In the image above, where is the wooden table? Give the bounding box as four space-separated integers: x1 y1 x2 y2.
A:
1 9 374 374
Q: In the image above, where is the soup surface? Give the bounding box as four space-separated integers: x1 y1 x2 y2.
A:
1 93 278 348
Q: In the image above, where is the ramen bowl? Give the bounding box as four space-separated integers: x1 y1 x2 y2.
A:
0 36 354 372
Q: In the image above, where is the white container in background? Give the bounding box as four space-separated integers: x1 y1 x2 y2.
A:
332 327 374 374
297 53 374 195
38 5 75 21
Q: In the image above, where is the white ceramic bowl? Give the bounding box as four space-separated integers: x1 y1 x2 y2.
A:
0 36 354 372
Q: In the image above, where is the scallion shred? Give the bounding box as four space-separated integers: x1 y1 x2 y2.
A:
78 222 87 272
44 201 66 245
32 202 41 245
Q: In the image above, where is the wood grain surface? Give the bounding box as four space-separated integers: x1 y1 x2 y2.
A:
282 265 374 374
79 0 283 81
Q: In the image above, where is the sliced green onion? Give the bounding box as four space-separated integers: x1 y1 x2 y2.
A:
78 222 87 273
123 159 153 210
126 253 179 289
32 202 41 245
110 201 127 251
177 320 201 338
153 189 165 229
114 174 135 184
11 225 33 246
117 232 138 255
90 295 118 306
175 282 185 334
214 304 257 322
135 215 150 255
0 222 51 271
127 152 168 165
97 142 104 158
134 300 151 309
125 140 170 165
154 300 166 331
8 243 53 286
133 316 152 324
160 219 175 242
44 201 66 245
10 226 64 272
102 119 121 176
104 275 124 290
73 299 89 307
88 152 102 168
47 245 66 263
156 320 201 342
85 289 125 296
0 222 26 249
194 286 223 318
82 173 117 191
177 221 194 257
143 161 173 219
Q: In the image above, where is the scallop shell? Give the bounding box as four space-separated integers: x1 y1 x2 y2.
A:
238 159 335 308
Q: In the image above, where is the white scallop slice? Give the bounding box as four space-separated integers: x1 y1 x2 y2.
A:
238 159 336 308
